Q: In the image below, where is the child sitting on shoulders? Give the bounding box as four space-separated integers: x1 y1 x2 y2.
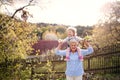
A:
61 27 83 61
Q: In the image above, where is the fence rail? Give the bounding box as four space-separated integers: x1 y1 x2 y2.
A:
25 51 120 80
0 41 120 80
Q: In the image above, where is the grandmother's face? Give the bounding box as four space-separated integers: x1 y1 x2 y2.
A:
70 42 77 52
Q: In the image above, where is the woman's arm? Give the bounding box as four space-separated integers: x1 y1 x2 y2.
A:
55 41 66 56
81 41 94 56
81 46 94 56
55 49 66 56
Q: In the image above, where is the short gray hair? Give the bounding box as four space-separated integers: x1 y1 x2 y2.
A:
69 38 78 45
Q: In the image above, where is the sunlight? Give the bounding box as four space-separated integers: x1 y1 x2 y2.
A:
1 0 116 26
27 0 115 26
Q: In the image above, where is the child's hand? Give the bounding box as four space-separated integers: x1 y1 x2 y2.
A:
58 39 63 43
58 39 64 45
58 41 63 46
84 40 90 48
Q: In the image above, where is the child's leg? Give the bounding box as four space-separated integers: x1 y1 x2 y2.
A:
77 47 83 61
64 47 70 61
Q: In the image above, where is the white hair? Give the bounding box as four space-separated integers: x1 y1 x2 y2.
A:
69 38 78 45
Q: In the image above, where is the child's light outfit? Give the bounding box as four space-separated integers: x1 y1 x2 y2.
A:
63 36 83 61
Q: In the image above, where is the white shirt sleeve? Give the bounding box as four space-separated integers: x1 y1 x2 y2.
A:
75 36 83 42
63 37 68 43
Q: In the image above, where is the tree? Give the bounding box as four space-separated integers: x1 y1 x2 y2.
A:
56 26 66 34
11 0 34 19
43 30 58 40
56 26 67 39
0 0 35 22
0 0 13 7
0 14 37 79
75 26 93 37
93 1 120 49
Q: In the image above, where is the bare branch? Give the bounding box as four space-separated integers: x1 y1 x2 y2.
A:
11 0 34 18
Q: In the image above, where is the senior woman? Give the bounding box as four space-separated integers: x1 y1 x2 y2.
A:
55 38 94 80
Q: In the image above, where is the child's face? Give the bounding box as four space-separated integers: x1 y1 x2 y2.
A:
67 30 74 37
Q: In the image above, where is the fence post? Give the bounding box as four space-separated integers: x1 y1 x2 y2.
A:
52 62 55 80
88 58 90 70
30 59 34 80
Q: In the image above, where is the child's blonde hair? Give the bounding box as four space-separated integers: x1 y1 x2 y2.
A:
66 27 77 36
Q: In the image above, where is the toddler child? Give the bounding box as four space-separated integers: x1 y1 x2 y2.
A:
62 27 83 61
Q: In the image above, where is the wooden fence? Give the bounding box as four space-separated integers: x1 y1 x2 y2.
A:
0 40 119 80
25 50 120 80
25 41 120 80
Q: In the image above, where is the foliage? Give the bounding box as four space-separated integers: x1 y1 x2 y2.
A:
26 49 66 79
42 30 58 40
35 25 67 40
92 1 120 50
0 13 38 79
56 26 67 39
36 24 93 41
43 60 56 79
75 26 93 37
91 73 120 80
56 26 66 34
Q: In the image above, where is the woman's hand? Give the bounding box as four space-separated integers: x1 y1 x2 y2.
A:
57 39 63 50
81 39 91 48
83 40 90 48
